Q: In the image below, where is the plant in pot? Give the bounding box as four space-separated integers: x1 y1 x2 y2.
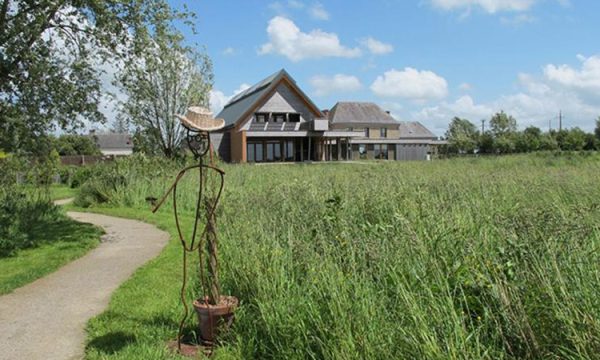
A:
192 196 238 345
150 107 238 351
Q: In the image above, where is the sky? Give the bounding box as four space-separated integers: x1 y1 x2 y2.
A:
125 0 600 136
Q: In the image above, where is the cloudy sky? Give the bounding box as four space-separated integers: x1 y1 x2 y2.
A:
163 0 600 135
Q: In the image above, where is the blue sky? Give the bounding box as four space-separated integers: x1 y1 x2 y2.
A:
164 0 600 135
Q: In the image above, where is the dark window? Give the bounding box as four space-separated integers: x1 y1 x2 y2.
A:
255 113 268 123
285 141 294 161
358 144 367 159
255 143 263 162
380 128 387 138
365 128 370 137
266 142 275 161
274 142 281 161
247 142 264 162
247 143 255 162
273 113 285 123
374 144 389 159
288 113 300 122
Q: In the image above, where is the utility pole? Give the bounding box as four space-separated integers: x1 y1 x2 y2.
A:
481 119 485 134
558 110 563 131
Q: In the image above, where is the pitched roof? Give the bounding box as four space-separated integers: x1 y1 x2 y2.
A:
92 133 133 150
398 121 437 139
328 102 399 125
216 69 323 127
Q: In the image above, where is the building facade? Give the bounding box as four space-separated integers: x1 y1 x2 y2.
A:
213 70 443 163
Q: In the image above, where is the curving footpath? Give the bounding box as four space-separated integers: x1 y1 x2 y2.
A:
0 206 169 360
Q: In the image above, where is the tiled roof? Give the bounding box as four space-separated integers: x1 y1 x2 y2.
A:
216 69 323 127
92 133 133 150
398 121 437 139
328 102 399 125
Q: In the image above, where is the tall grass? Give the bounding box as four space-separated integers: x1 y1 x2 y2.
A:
80 153 600 359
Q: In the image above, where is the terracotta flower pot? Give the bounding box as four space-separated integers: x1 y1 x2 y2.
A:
193 296 238 345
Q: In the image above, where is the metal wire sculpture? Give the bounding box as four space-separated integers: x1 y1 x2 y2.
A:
151 129 225 352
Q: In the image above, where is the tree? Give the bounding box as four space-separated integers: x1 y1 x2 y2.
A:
559 128 587 151
489 111 517 137
488 111 517 153
583 133 598 151
515 126 542 152
595 117 600 140
117 29 213 158
538 133 559 151
445 117 478 154
0 1 192 154
478 132 495 154
53 134 101 155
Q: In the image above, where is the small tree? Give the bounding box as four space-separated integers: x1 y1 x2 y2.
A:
489 111 517 137
560 128 587 151
117 29 213 158
595 117 600 141
445 117 478 154
539 133 559 151
53 134 101 156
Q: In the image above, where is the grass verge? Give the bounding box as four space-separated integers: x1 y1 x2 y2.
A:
0 214 103 295
49 184 78 200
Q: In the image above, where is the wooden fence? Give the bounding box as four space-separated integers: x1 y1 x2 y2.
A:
59 155 116 166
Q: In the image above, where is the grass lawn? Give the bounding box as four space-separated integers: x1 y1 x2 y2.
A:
49 184 78 200
74 154 600 359
0 213 103 295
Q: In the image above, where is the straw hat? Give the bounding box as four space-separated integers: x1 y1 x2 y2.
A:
176 106 225 132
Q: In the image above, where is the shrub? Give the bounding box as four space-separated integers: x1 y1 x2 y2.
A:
0 187 60 257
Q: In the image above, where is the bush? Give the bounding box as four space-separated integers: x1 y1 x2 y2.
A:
0 187 60 257
73 154 181 207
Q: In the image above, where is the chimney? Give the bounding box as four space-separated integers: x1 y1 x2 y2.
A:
321 109 330 118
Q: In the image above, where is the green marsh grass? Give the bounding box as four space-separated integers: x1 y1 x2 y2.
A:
78 154 600 359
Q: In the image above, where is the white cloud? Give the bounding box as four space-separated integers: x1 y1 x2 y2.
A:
361 37 394 55
259 16 361 62
309 74 362 96
309 2 330 20
500 13 537 25
209 83 251 115
459 82 473 91
269 1 329 20
371 68 448 101
222 47 236 55
430 0 537 13
543 54 600 94
287 0 305 9
411 55 600 134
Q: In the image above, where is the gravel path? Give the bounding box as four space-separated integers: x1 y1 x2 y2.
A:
0 210 169 360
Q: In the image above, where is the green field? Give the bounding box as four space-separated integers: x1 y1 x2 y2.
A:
77 154 600 359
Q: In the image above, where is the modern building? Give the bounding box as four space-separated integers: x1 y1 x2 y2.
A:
213 69 442 163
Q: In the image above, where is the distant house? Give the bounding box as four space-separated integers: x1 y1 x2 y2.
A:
92 133 134 156
212 69 443 163
329 102 442 161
